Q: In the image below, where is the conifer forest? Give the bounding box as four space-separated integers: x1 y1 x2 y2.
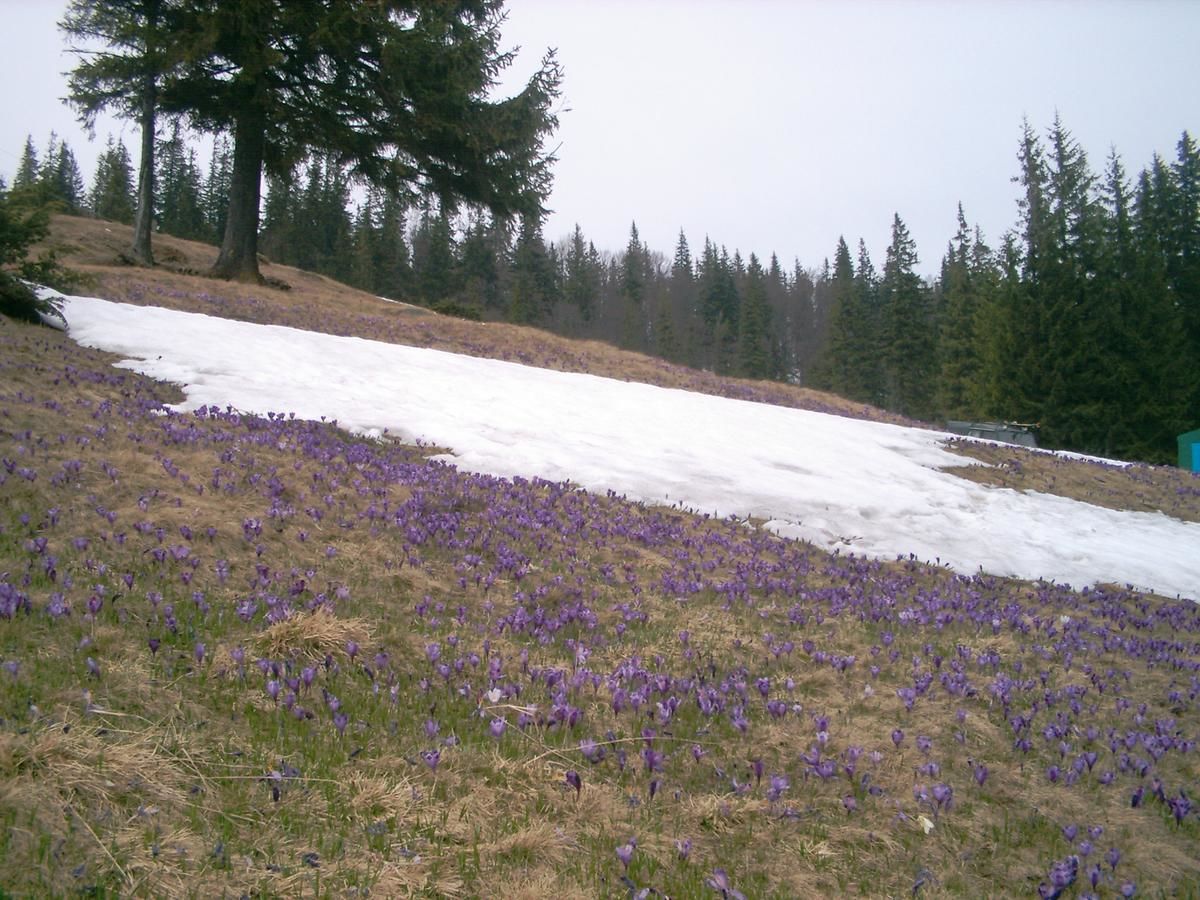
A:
3 1 1197 466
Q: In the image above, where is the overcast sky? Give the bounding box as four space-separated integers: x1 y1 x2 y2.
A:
3 0 1199 274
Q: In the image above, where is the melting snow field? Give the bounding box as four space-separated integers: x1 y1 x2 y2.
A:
60 295 1200 601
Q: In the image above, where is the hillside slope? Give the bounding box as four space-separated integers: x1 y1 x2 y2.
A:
0 216 1195 897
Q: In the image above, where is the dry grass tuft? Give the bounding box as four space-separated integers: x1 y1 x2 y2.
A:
251 606 371 662
9 713 197 812
479 819 572 868
683 793 769 833
492 868 590 900
346 771 417 823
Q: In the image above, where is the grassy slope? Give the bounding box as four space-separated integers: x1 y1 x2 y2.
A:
0 217 1197 898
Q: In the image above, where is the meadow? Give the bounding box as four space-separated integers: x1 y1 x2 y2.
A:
0 217 1198 897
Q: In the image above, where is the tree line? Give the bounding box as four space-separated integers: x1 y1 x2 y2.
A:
3 116 1197 464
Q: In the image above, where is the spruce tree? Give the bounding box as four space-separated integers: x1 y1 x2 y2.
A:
934 204 981 418
1103 149 1189 461
810 236 857 396
411 206 459 306
737 252 774 378
1169 132 1200 422
62 0 187 265
162 1 561 283
202 136 233 243
12 137 40 197
1040 117 1112 450
879 213 935 418
155 122 205 239
509 214 557 324
90 136 136 223
563 224 600 324
376 192 413 301
621 222 646 307
459 213 506 313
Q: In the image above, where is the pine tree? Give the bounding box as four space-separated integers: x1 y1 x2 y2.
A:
1168 132 1200 422
90 135 136 223
879 213 935 417
737 253 774 378
1040 117 1112 450
1103 149 1189 461
411 205 459 306
811 236 857 395
12 137 40 196
33 134 86 213
349 193 383 293
509 214 557 324
672 229 693 281
786 259 818 382
621 222 645 307
162 1 561 283
259 174 296 263
669 229 701 364
202 135 232 243
376 192 413 300
62 0 188 265
156 122 205 239
563 223 600 324
459 212 506 313
934 205 976 417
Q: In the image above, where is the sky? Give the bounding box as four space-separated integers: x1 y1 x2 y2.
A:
51 290 1200 601
3 1 1200 273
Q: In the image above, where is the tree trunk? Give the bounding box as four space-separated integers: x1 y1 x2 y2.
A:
128 68 156 266
211 107 266 283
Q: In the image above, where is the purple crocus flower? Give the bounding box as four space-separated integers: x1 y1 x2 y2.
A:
706 868 747 900
421 749 440 772
489 717 507 739
565 769 581 797
642 747 662 773
616 841 635 870
675 837 692 861
931 783 953 810
891 728 904 748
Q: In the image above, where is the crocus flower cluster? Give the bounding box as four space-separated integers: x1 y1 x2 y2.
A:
1 310 1197 897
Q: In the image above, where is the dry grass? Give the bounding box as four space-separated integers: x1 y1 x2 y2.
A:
250 607 371 663
944 438 1200 522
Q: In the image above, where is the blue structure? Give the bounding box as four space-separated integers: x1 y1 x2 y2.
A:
1179 428 1200 472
